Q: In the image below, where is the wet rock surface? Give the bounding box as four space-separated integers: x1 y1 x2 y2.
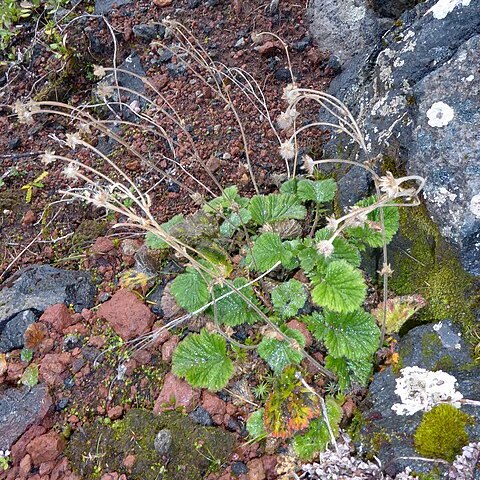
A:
0 384 52 451
359 321 480 477
0 309 38 352
309 0 480 275
0 265 96 322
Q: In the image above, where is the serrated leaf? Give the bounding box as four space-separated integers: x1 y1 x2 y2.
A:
271 279 307 319
303 310 379 360
258 327 305 374
219 208 252 237
203 186 244 214
311 260 366 313
292 397 343 460
264 366 320 438
209 277 262 326
246 409 267 438
297 179 337 204
345 196 399 248
145 214 185 249
279 178 298 195
20 363 39 388
172 329 234 391
170 268 210 313
247 232 284 272
325 355 373 392
249 194 306 225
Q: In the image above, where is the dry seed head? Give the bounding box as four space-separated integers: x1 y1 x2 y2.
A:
14 100 40 124
316 240 334 258
62 163 80 179
378 171 401 198
276 107 299 130
65 132 82 150
282 83 301 105
93 65 106 79
279 141 295 161
40 149 56 165
301 154 315 175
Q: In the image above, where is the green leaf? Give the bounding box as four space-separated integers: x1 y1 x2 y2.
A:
258 327 305 374
249 194 306 225
219 208 252 237
209 277 261 326
344 196 399 248
172 329 234 391
311 260 366 313
145 214 185 249
203 186 244 214
20 348 33 363
271 279 307 319
20 363 39 388
325 355 373 392
292 397 343 460
170 268 210 313
248 232 284 272
246 409 267 438
303 310 379 360
279 178 298 195
297 179 337 204
314 230 361 267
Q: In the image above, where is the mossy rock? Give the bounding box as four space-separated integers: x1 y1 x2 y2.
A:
389 204 479 340
70 219 109 250
414 404 473 462
65 409 236 480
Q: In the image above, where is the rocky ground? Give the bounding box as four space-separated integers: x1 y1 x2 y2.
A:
0 0 479 479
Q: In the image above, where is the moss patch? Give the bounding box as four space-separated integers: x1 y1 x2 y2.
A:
414 404 472 462
70 219 109 250
66 409 236 480
389 204 479 339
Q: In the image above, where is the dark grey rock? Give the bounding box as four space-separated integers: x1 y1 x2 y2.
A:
231 461 248 476
94 0 131 14
147 283 165 317
293 37 312 52
307 0 393 65
367 0 420 18
132 23 161 42
274 67 293 83
0 309 38 353
188 406 213 426
0 385 52 450
154 428 173 456
316 0 480 274
0 265 96 323
359 321 480 476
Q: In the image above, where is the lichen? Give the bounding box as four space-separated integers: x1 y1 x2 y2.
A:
414 404 473 462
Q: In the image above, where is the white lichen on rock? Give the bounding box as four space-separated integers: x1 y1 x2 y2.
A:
427 101 455 127
392 366 463 416
470 193 480 218
425 0 471 20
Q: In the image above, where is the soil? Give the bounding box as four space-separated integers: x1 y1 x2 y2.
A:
0 0 361 479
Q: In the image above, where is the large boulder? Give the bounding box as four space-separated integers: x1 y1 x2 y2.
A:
359 321 480 477
308 0 480 275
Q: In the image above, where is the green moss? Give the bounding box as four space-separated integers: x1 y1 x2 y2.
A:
66 409 235 480
421 332 442 361
414 404 473 462
71 219 109 249
346 410 365 443
415 467 442 480
370 428 391 453
433 355 455 371
389 204 479 337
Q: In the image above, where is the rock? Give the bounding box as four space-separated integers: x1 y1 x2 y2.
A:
91 237 115 254
188 406 213 426
98 289 154 340
0 265 96 322
161 335 179 362
307 0 392 65
320 0 480 274
107 405 123 420
0 309 38 353
153 372 199 413
146 283 165 316
132 23 162 41
202 391 226 425
26 432 65 465
22 210 36 225
247 458 265 480
153 0 172 6
40 353 71 385
154 429 172 456
359 321 480 476
0 385 52 450
231 461 248 476
94 0 132 14
367 0 420 18
39 303 73 332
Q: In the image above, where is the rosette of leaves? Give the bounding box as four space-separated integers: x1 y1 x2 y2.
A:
148 177 397 415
